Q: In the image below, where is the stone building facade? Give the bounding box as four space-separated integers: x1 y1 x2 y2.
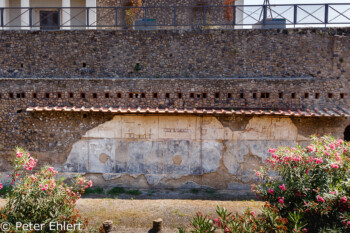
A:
0 0 244 29
0 27 349 192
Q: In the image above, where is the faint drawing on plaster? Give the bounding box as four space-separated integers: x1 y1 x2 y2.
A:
64 115 307 187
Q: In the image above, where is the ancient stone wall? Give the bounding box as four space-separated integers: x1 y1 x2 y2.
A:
0 78 348 111
1 27 350 191
0 28 349 79
0 78 348 191
96 0 233 29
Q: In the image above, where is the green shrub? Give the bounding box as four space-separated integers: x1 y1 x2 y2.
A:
107 186 126 195
84 187 104 195
0 184 12 196
0 147 92 232
183 136 350 232
190 188 200 194
180 204 288 233
125 189 141 195
253 135 350 232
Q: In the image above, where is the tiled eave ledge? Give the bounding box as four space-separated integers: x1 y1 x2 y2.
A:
26 106 350 118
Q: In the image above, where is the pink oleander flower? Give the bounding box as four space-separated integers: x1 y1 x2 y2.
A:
48 167 54 172
316 195 325 202
88 180 93 187
344 148 348 153
330 191 337 195
340 196 347 204
278 197 285 204
338 139 344 144
255 171 260 177
325 152 330 156
0 183 3 190
279 184 286 191
331 163 339 169
336 156 341 161
268 188 274 195
268 148 276 154
16 152 23 158
329 143 336 150
306 170 309 174
293 156 300 162
315 158 323 164
251 211 256 216
307 145 314 152
41 184 48 191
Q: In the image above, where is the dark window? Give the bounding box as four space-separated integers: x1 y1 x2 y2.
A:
261 93 270 98
253 93 257 99
340 93 345 99
45 93 50 98
202 93 207 98
141 93 146 98
21 93 25 98
240 93 244 99
315 93 320 99
279 92 283 99
40 11 59 30
178 93 182 99
215 93 220 98
165 93 170 99
105 93 110 98
153 93 158 98
304 93 309 99
69 93 74 98
227 93 232 99
291 93 296 99
8 93 13 99
81 93 85 99
92 93 97 98
190 93 195 98
129 93 133 98
197 94 201 98
328 93 333 98
33 93 37 99
57 93 62 98
16 93 21 99
135 93 139 98
117 93 122 98
345 125 350 141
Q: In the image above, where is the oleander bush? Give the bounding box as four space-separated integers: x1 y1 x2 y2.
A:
0 148 93 232
182 136 350 232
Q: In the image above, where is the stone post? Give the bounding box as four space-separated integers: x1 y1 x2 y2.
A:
102 220 113 233
0 0 8 30
152 218 163 232
62 0 71 30
86 0 96 29
21 0 30 30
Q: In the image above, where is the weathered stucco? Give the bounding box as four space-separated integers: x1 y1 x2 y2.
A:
58 115 309 190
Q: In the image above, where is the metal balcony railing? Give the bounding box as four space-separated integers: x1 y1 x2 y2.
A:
0 4 350 30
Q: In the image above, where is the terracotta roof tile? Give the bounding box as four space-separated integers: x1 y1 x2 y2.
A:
26 106 350 117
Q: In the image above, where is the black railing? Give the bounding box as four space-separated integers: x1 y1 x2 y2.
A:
0 4 350 30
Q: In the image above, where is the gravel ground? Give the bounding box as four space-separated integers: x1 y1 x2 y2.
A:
0 192 263 232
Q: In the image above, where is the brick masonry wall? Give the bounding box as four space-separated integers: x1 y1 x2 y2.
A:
0 28 349 79
0 77 347 154
0 27 349 189
0 78 348 111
